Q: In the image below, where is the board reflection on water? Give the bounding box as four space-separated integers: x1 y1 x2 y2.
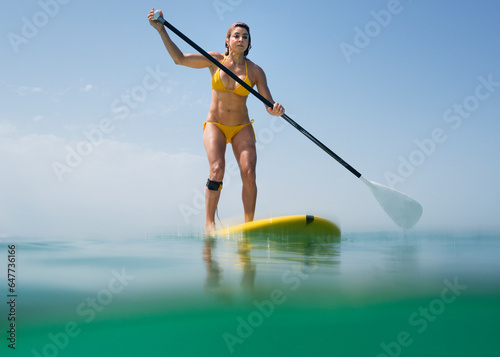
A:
201 232 341 303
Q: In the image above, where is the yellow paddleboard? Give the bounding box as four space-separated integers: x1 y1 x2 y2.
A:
215 215 340 242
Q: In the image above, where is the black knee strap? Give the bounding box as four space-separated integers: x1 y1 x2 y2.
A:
206 179 223 191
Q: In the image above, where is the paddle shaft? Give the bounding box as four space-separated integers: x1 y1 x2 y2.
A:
155 15 362 178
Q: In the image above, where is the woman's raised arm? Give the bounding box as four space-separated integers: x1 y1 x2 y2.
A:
148 8 216 69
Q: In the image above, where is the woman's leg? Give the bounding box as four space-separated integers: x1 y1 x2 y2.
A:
203 123 227 232
231 124 257 223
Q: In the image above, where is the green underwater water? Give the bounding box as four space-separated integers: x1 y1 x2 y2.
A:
1 231 499 356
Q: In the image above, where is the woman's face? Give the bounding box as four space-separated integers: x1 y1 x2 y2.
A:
227 27 249 55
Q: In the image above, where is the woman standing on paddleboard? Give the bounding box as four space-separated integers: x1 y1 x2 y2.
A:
148 9 285 233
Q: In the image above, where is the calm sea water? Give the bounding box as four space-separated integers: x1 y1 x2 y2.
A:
1 231 499 356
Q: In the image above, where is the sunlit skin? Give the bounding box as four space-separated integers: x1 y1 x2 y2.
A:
148 9 285 232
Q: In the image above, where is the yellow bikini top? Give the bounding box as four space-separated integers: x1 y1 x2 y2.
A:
211 56 252 97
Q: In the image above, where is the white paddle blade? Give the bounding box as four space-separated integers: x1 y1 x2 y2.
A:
360 176 423 229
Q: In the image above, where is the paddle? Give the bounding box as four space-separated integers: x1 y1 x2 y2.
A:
152 10 423 229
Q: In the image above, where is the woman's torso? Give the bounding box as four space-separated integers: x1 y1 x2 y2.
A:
207 54 255 126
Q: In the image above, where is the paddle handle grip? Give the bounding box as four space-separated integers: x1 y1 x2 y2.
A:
153 12 362 178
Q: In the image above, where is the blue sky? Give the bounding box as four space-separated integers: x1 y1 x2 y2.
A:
1 0 499 238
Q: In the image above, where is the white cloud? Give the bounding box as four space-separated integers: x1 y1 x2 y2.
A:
0 132 206 239
17 86 42 95
80 84 94 92
0 121 17 136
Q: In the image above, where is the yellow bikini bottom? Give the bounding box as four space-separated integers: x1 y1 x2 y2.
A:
203 119 256 144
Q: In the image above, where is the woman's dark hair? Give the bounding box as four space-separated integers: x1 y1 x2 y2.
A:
225 22 251 57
